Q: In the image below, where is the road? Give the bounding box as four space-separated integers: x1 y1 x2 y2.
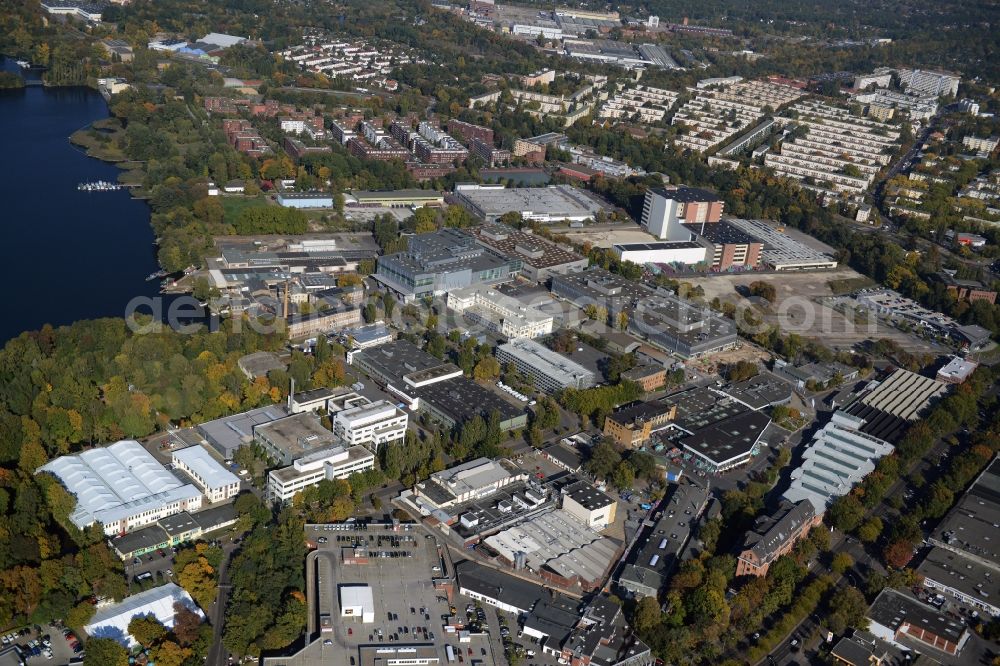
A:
205 541 238 666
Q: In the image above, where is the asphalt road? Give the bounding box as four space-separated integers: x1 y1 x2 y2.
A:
205 542 237 666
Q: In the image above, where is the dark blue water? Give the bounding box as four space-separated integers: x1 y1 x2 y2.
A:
0 58 174 343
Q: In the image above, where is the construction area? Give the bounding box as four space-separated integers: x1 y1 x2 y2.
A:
685 267 944 353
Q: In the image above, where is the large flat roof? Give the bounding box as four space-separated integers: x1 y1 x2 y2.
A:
867 588 967 645
413 376 524 425
172 445 240 488
680 410 770 465
454 184 609 222
471 224 586 269
497 339 595 386
254 413 340 459
455 560 547 613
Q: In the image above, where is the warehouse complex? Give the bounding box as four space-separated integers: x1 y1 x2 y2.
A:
37 440 203 536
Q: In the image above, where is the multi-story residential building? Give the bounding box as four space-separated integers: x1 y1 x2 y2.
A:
640 186 725 239
331 399 407 452
375 228 518 302
735 500 820 577
171 446 241 503
447 285 554 339
854 67 894 90
764 99 901 203
897 68 960 97
221 118 271 158
266 445 376 503
448 118 494 145
603 402 676 448
963 135 1000 155
672 79 803 153
854 88 938 121
330 120 356 145
598 85 679 123
469 223 589 282
496 339 597 392
470 138 511 168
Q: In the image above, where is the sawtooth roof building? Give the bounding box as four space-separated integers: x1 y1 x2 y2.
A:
470 224 589 282
782 411 895 513
37 440 203 536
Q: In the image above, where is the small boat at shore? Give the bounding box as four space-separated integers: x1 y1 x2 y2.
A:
78 180 122 191
16 60 30 69
146 270 167 281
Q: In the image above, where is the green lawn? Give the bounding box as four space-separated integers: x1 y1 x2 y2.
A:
221 195 269 225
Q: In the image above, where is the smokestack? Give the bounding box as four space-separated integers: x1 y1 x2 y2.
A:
283 279 290 319
288 376 295 412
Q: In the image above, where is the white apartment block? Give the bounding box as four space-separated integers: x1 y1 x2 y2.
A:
332 400 407 451
854 89 938 121
266 445 376 503
598 85 679 123
280 118 307 134
171 446 241 503
963 135 999 154
764 99 901 201
279 36 423 86
671 80 803 153
447 286 554 340
854 67 894 90
898 68 960 97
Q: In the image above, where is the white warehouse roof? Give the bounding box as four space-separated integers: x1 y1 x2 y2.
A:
172 445 240 488
85 583 204 646
38 440 197 530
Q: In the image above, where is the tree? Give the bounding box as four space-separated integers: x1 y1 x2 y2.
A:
611 461 635 491
172 602 204 646
826 586 869 635
831 552 854 575
827 494 865 532
473 357 501 381
129 615 167 648
633 596 661 634
585 442 621 480
152 640 191 666
748 281 777 303
857 517 883 543
883 539 915 568
84 638 128 666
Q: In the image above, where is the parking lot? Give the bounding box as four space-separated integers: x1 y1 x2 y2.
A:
2 623 82 665
300 523 482 664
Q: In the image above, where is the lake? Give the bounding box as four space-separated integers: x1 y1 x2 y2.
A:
0 58 191 343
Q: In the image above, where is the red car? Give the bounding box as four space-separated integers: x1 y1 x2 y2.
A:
348 628 353 635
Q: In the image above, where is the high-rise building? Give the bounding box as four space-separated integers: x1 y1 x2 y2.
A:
640 187 724 239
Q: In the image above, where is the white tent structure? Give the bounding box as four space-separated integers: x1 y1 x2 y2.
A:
85 583 204 646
